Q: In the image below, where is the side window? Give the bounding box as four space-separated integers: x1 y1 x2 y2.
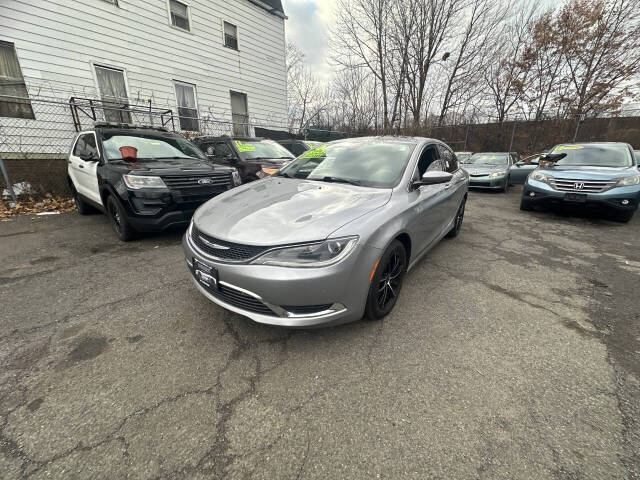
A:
215 142 232 157
415 145 442 179
437 145 458 173
84 134 98 159
73 135 87 157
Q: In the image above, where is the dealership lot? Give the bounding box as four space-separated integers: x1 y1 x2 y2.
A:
1 187 639 479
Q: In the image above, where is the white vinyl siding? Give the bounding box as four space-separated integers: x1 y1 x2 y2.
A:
0 0 287 133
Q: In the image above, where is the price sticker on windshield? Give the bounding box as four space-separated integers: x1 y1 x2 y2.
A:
300 144 327 158
235 141 256 152
554 145 583 151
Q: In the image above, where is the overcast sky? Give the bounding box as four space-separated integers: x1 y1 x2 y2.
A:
283 0 337 81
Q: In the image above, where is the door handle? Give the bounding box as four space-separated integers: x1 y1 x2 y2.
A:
79 164 84 169
444 183 451 189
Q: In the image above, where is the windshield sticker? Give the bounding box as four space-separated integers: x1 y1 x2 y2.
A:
301 145 327 158
554 145 583 151
235 141 256 152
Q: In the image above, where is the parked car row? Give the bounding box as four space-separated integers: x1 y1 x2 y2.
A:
67 124 639 328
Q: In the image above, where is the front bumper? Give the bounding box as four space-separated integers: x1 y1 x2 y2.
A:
522 179 640 211
182 231 381 327
468 176 506 189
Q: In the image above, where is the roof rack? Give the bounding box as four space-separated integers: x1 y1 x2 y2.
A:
93 122 169 132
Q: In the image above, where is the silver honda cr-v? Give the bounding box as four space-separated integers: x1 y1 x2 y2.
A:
183 137 469 327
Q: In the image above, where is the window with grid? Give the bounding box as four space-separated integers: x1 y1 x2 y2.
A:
230 91 249 136
174 81 199 131
169 0 190 31
0 41 35 119
224 22 238 50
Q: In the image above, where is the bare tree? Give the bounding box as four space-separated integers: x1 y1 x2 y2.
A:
554 0 640 116
483 0 540 122
436 0 507 125
403 0 465 126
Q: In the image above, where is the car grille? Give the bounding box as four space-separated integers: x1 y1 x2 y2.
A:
550 178 617 193
209 282 276 316
162 172 232 189
191 226 271 262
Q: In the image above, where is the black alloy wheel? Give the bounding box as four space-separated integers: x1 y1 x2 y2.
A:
106 195 136 242
364 240 407 320
446 197 466 238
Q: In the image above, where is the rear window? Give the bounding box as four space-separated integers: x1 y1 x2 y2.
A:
552 144 632 167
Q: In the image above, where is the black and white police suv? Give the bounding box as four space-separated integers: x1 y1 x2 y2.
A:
67 123 241 241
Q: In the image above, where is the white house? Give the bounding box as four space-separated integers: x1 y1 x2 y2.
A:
0 0 288 155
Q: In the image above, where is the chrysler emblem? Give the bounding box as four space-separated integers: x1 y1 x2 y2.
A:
573 182 584 190
198 178 214 185
200 236 230 250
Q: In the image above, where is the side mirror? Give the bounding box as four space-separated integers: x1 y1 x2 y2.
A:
414 171 453 187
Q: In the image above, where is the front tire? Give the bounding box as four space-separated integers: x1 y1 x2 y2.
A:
364 240 407 321
520 197 534 211
611 210 635 223
106 195 137 242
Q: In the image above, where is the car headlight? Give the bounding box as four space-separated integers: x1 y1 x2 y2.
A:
530 171 551 183
490 171 507 178
251 236 358 267
123 174 167 189
617 175 640 186
231 170 241 186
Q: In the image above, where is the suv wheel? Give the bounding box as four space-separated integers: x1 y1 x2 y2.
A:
364 240 407 321
106 196 136 242
611 210 634 223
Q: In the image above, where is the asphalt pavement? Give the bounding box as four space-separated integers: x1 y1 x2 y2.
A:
1 186 639 479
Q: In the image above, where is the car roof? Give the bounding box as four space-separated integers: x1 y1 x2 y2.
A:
553 142 630 148
329 136 438 145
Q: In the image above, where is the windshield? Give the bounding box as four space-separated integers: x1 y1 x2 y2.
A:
235 140 294 161
102 132 206 161
552 144 632 167
456 152 472 163
466 153 508 165
278 139 416 189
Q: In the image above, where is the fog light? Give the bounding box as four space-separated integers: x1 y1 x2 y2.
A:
529 192 535 197
621 199 629 205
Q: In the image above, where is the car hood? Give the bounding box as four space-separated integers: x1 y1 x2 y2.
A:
461 165 507 175
120 157 225 174
539 165 639 180
193 177 392 246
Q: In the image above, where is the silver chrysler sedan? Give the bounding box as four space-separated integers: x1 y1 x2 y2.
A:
183 137 469 327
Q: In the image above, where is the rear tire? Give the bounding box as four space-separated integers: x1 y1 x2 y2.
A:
364 240 407 321
446 197 466 238
106 195 137 242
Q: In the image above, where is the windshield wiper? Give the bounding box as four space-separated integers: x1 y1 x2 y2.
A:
314 176 361 186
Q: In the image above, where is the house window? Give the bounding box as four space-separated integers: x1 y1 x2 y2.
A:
174 81 199 131
224 22 238 50
169 0 190 31
230 91 248 136
94 65 131 123
0 41 35 119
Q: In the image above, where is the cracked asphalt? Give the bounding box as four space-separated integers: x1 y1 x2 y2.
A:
1 186 639 479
